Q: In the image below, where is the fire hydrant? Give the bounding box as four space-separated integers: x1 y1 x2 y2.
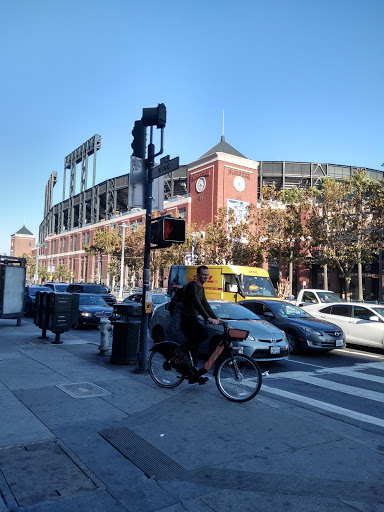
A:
99 317 113 355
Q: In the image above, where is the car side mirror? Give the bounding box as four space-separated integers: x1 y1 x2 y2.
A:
369 315 379 322
263 312 274 318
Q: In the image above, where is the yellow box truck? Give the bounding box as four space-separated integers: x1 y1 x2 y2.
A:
168 265 277 302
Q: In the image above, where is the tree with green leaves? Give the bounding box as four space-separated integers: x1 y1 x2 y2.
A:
197 207 252 265
54 265 71 282
259 186 310 292
84 227 122 285
22 253 36 281
308 170 377 300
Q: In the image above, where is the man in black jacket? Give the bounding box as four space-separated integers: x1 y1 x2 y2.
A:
176 265 220 384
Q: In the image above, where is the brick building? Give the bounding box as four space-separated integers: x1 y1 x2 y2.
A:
33 136 384 299
10 226 35 257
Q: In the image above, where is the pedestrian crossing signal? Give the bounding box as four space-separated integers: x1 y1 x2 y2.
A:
151 216 185 249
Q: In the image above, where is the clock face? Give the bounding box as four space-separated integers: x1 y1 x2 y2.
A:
196 177 206 193
233 176 245 192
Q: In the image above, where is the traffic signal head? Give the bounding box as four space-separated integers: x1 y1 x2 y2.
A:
131 120 146 158
142 103 167 128
151 216 186 249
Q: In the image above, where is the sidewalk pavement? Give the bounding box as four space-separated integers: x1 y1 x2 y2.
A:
1 319 384 512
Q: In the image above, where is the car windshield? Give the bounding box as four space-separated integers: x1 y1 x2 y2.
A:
84 285 108 293
79 295 108 305
317 292 343 303
28 287 47 295
54 284 68 291
209 302 260 320
371 307 384 319
269 302 312 318
242 276 276 297
153 295 169 304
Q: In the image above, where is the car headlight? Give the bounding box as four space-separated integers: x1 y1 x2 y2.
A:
80 312 93 317
301 327 322 336
246 334 256 341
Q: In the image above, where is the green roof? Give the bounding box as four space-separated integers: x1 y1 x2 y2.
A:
199 136 246 159
15 225 34 235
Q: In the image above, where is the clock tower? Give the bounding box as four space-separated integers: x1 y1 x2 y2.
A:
187 136 259 226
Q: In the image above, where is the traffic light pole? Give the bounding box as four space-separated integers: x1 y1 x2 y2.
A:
137 128 163 373
131 104 166 373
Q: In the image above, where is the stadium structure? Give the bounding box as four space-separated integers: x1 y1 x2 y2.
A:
35 133 384 298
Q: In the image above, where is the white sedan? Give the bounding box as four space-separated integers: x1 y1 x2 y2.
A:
309 302 384 348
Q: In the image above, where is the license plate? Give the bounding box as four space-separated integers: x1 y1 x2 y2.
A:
270 346 281 355
336 339 344 347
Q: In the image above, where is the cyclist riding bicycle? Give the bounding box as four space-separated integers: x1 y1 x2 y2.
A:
175 265 220 385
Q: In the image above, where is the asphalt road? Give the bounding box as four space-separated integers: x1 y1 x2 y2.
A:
27 318 384 436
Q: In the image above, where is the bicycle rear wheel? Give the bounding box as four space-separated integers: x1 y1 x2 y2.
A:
148 350 185 388
215 354 262 402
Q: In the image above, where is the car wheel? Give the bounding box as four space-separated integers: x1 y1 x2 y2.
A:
152 326 165 343
286 332 300 354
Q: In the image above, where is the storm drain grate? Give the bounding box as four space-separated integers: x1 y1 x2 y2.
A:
100 426 187 480
56 382 112 399
0 441 97 507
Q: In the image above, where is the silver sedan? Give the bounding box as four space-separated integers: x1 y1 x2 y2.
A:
149 300 289 361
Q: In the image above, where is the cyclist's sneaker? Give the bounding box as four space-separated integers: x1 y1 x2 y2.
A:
188 375 209 385
174 347 191 365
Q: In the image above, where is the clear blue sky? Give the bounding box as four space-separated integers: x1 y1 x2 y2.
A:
1 0 383 255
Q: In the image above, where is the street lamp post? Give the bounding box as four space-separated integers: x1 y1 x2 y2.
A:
118 223 127 301
34 243 42 285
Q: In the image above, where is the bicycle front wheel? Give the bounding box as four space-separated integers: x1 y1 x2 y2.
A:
215 354 262 402
148 350 185 388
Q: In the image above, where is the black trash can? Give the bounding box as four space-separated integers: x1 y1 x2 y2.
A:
110 303 142 365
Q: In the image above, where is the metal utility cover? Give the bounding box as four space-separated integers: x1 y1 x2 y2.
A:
56 382 112 399
0 441 97 507
100 426 187 480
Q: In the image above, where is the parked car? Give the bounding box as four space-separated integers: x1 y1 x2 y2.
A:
72 293 114 329
24 286 50 316
291 289 343 308
66 283 116 306
43 283 69 292
124 292 170 311
149 299 289 361
238 299 345 353
308 302 384 349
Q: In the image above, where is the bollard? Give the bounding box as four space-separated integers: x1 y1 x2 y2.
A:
99 317 113 355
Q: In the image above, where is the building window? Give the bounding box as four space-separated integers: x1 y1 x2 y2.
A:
60 239 63 253
178 208 186 219
70 236 73 252
63 238 66 252
86 232 90 245
74 235 77 251
82 233 85 248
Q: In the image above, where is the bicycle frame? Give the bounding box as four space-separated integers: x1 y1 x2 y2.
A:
204 323 249 374
149 322 249 376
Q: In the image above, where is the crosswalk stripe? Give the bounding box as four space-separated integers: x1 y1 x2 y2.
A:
262 385 384 428
283 374 384 403
317 367 384 385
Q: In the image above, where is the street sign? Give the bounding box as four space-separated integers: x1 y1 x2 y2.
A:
151 156 179 180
